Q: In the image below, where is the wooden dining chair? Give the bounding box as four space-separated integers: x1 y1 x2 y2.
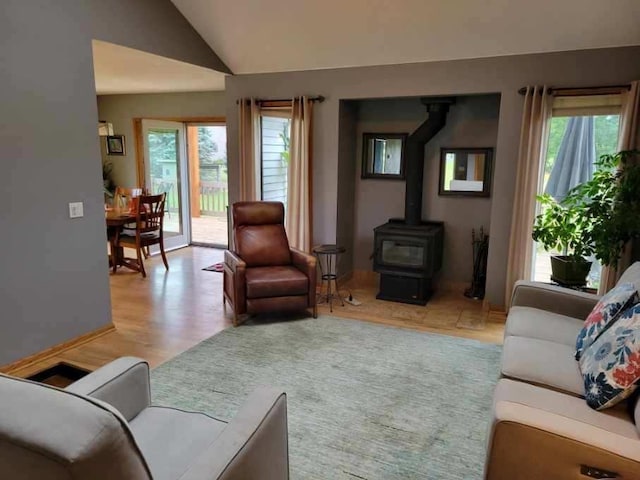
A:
114 186 152 257
115 193 169 278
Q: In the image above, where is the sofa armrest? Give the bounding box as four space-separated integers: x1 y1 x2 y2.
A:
291 248 317 307
179 387 288 480
511 281 600 320
486 379 640 479
224 250 246 273
65 357 151 422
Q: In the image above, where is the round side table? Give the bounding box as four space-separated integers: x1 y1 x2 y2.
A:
313 244 346 312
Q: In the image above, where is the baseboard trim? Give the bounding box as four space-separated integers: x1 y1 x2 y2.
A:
0 324 116 375
343 270 506 313
337 270 354 285
486 302 506 313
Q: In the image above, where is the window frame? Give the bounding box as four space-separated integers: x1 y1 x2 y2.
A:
258 107 292 206
530 93 623 288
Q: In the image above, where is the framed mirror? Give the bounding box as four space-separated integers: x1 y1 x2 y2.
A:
439 148 493 197
361 133 407 180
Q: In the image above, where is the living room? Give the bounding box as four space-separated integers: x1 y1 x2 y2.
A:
2 1 640 479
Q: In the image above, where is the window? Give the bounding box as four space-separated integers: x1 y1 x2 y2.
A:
532 94 622 289
260 112 291 209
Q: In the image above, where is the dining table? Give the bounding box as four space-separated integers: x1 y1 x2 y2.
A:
106 208 144 273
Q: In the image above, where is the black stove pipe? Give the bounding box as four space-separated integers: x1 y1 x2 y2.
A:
404 99 455 225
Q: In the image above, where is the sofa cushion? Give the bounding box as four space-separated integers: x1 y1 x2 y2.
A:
505 306 583 346
575 282 638 360
491 379 640 466
129 406 226 480
501 336 584 396
579 303 640 410
246 266 308 298
617 262 640 293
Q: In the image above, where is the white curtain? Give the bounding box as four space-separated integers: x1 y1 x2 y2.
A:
238 98 260 202
504 86 553 308
599 80 640 294
286 96 313 252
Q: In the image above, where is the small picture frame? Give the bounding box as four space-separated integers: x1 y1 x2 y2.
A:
106 135 126 156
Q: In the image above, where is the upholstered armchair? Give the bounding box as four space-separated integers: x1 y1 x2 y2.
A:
0 357 289 480
224 201 317 326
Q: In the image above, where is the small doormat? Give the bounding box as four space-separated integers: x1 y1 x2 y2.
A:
203 262 224 273
27 362 91 388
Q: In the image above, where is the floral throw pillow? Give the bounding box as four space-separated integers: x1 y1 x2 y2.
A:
579 303 640 410
575 282 638 360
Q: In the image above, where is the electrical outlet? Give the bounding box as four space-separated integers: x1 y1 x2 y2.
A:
69 202 84 218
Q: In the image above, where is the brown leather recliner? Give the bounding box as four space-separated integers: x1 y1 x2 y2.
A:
223 201 317 326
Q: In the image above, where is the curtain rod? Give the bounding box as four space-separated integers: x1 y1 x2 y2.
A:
517 84 631 96
236 96 325 105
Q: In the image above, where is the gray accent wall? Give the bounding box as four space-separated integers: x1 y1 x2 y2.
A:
225 46 640 308
97 91 227 187
0 1 224 366
336 101 358 277
89 0 230 73
352 95 499 285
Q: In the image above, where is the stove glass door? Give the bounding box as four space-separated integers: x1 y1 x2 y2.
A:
380 240 424 267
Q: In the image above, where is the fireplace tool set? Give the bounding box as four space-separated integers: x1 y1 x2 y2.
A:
464 227 489 300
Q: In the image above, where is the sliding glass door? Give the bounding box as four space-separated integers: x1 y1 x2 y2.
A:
187 124 229 247
142 119 190 251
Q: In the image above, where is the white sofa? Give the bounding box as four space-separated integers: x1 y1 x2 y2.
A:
485 263 640 479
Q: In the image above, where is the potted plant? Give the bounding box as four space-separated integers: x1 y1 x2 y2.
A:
532 192 594 285
532 150 640 286
581 150 640 267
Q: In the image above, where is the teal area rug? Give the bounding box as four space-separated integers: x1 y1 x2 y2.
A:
151 316 502 479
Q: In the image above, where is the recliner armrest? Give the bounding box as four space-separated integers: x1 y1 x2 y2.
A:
225 250 246 273
291 248 317 308
290 248 316 273
65 357 151 422
511 281 600 320
178 387 289 480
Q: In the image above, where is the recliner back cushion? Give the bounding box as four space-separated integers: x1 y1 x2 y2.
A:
233 202 291 267
0 374 151 480
235 224 292 267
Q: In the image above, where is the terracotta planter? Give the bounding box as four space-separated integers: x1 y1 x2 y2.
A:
550 255 591 286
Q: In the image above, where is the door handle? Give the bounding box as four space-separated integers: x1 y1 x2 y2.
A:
580 465 619 479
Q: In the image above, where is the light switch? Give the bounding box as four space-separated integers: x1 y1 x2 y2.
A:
69 202 84 218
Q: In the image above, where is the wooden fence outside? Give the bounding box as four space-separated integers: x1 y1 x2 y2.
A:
152 180 227 215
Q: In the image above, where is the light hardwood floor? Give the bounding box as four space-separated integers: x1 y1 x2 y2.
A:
11 247 505 378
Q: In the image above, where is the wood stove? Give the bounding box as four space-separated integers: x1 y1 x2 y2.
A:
372 98 453 304
374 219 443 304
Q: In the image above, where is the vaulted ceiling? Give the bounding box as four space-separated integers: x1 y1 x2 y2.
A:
92 41 227 94
171 0 640 74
